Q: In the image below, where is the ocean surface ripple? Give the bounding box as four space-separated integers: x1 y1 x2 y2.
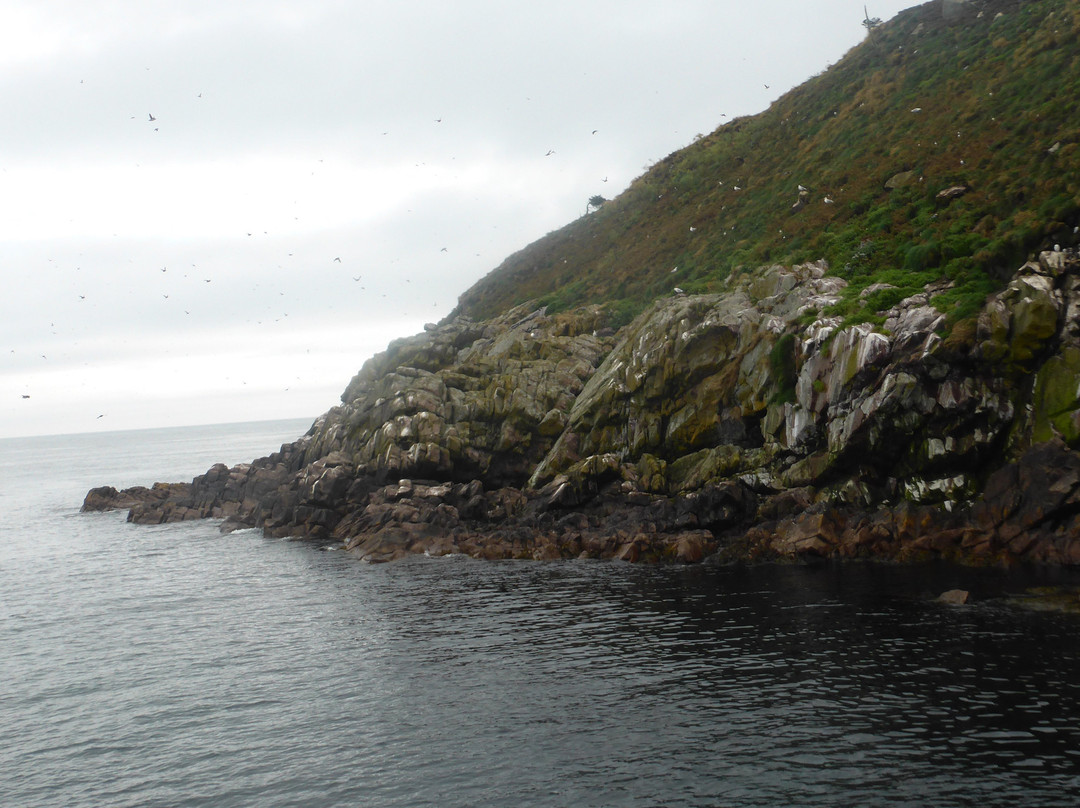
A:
2 421 1079 807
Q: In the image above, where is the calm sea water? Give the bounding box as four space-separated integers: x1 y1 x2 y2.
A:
3 420 1080 807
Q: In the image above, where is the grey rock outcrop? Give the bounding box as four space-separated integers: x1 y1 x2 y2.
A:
85 250 1080 566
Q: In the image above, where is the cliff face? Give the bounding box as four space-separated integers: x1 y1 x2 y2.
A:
83 0 1080 565
86 248 1080 565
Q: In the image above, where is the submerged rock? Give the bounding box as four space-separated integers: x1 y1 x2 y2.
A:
937 589 970 605
1006 586 1080 614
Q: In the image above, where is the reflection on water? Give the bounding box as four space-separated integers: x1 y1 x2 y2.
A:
358 558 1080 807
2 422 1079 807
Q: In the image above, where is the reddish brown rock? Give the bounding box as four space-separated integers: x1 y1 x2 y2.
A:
938 589 970 605
773 511 844 557
671 531 715 563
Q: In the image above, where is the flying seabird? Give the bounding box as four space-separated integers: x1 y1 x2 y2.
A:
148 113 156 121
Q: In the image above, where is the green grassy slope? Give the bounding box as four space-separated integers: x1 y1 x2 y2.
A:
453 0 1080 330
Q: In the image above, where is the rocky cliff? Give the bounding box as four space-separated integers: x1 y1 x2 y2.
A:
85 248 1080 565
84 0 1080 565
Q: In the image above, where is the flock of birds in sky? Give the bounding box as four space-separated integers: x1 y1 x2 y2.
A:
14 148 482 420
14 52 787 426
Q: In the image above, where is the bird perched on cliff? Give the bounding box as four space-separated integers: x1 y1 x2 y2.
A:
674 287 685 295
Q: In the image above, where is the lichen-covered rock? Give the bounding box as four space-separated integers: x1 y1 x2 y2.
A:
1031 347 1080 445
331 304 614 487
976 261 1063 368
87 251 1080 567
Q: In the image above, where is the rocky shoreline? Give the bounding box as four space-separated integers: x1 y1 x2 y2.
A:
85 251 1080 566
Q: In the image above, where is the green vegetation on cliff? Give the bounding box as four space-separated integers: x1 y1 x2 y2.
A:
454 0 1080 329
91 0 1080 569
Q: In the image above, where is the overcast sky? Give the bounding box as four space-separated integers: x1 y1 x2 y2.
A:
1 0 917 439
